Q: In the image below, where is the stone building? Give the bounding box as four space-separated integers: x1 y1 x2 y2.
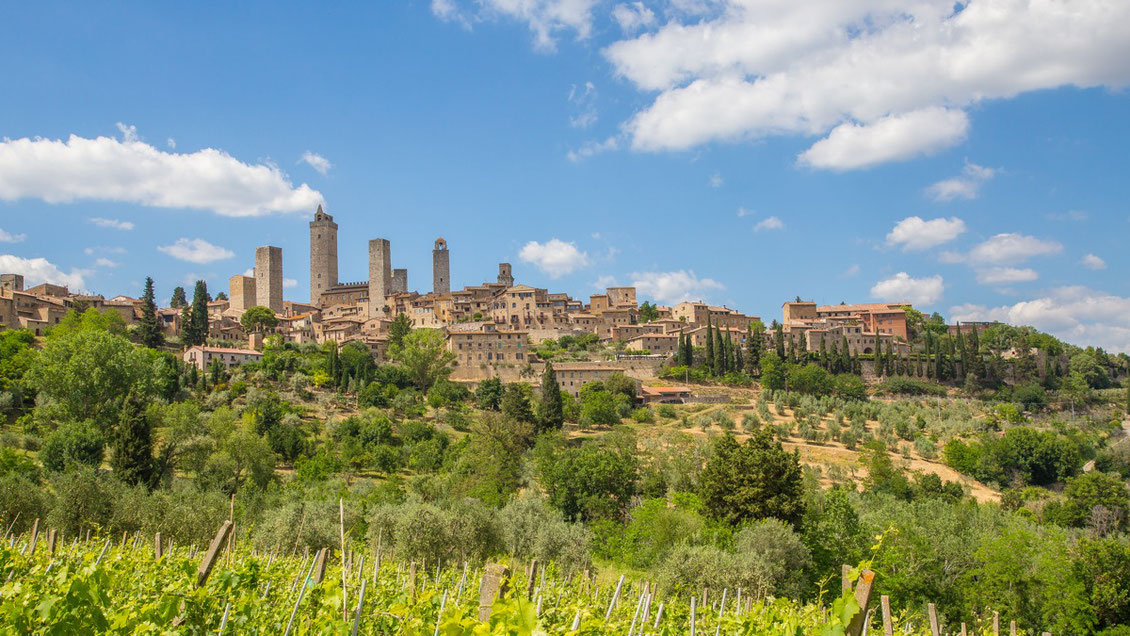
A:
0 274 23 293
309 205 339 304
816 302 910 341
610 323 666 342
391 268 408 294
551 362 627 397
671 301 756 330
606 286 637 308
432 238 450 294
447 326 529 366
497 262 514 287
625 333 679 356
254 246 283 313
368 238 391 320
229 275 256 312
183 345 263 371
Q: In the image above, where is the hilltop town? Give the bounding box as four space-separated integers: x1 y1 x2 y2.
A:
0 205 942 395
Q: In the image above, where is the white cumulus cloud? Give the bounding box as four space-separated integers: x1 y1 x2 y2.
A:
300 152 332 175
967 233 1063 265
975 267 1038 285
951 286 1130 353
631 270 724 305
612 2 656 33
94 257 119 268
885 216 966 251
0 228 26 243
1081 253 1107 270
157 238 235 264
798 108 969 170
89 217 134 230
753 216 784 232
0 126 323 217
518 238 590 278
0 254 89 290
870 272 944 306
601 0 1130 168
283 278 298 288
432 0 599 52
926 161 996 201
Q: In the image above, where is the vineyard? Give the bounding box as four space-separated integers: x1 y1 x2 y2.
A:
0 520 1037 636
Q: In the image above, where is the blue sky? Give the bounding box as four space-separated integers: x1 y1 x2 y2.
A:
1 1 1128 351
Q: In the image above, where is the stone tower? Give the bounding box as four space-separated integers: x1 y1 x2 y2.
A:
497 262 514 287
391 268 408 294
432 238 450 294
309 205 338 305
0 274 24 293
255 246 283 313
368 239 391 319
228 275 256 312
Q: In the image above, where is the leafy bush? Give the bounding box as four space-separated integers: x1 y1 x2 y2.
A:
876 377 948 396
39 421 104 472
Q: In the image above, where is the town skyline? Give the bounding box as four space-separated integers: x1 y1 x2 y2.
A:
0 3 1127 352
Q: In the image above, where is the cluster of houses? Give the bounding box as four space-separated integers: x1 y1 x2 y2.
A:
0 207 935 401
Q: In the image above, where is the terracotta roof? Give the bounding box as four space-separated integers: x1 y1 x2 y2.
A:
191 346 262 355
550 362 620 371
816 303 909 313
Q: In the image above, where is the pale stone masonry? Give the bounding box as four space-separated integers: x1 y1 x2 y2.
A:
391 269 408 294
368 238 391 320
432 238 450 294
497 262 514 287
625 333 679 356
183 345 263 371
309 205 339 304
229 275 256 312
254 246 283 313
447 325 529 366
551 362 628 397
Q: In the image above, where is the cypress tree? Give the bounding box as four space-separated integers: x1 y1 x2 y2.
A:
715 326 726 373
137 276 164 349
735 338 744 372
705 317 715 375
112 394 156 488
968 326 984 380
747 321 765 375
537 363 564 432
935 339 945 381
774 323 786 360
170 286 188 309
182 280 210 346
954 328 967 377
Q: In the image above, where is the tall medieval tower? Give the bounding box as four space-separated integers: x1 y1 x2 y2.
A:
368 238 391 320
309 205 338 305
432 238 450 294
497 262 514 287
255 246 283 313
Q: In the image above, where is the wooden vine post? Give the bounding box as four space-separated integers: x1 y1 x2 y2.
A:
880 595 893 636
477 564 510 622
844 568 876 636
197 520 233 588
